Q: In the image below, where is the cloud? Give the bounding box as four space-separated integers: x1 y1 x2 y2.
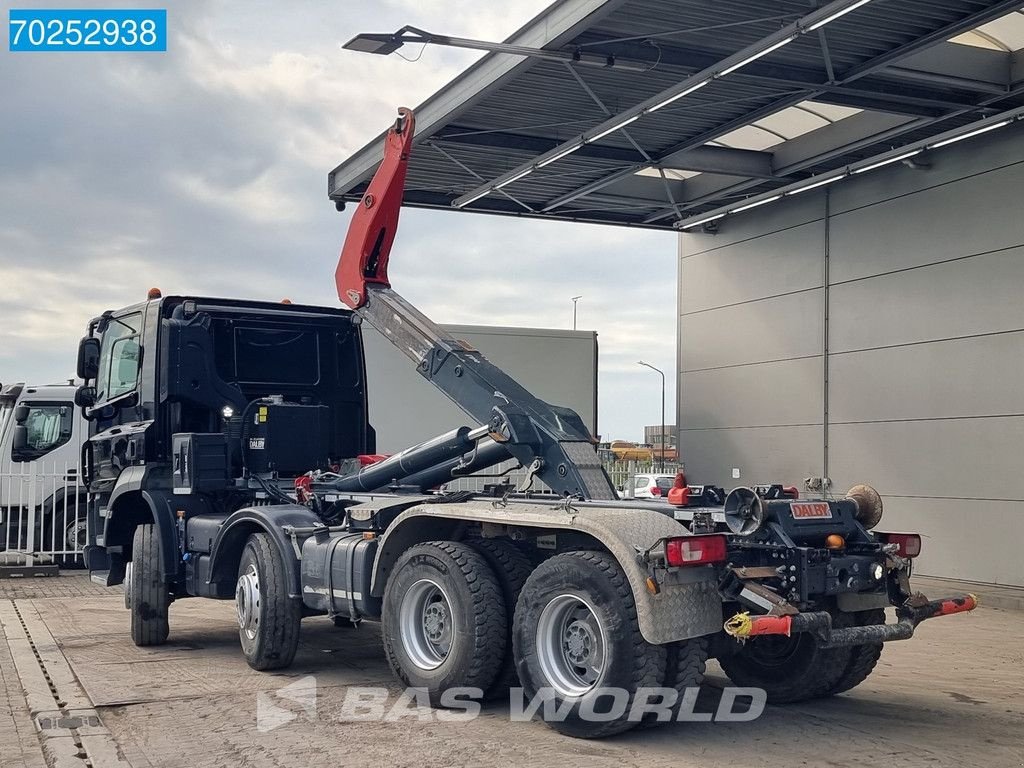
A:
0 0 678 440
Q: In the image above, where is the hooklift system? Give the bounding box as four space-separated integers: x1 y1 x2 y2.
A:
331 107 615 501
77 106 978 741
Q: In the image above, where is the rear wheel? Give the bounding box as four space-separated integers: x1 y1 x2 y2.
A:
718 616 852 704
639 637 708 727
129 524 170 647
382 541 506 704
236 533 302 670
467 537 534 697
512 550 666 739
827 609 886 695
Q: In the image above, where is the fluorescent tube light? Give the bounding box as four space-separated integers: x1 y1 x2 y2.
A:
587 115 641 143
787 174 845 194
731 194 783 213
537 142 583 167
806 0 874 32
647 81 710 113
455 188 492 208
929 119 1013 150
679 212 726 230
852 149 922 174
718 37 795 77
494 167 533 189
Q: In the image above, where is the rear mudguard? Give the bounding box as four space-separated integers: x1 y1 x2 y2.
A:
207 504 322 600
370 501 722 645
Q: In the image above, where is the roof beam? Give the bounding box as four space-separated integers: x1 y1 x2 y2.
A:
451 0 895 208
574 36 1002 109
658 111 919 208
541 0 1024 215
660 145 776 178
644 78 1024 223
434 127 777 178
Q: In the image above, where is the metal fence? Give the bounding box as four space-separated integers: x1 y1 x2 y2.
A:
0 459 87 565
441 456 683 498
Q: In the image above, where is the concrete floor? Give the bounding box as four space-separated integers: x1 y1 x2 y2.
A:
2 574 1022 768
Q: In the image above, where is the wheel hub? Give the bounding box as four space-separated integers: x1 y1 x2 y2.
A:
399 579 455 671
564 621 595 666
423 602 448 643
236 563 261 640
536 594 607 697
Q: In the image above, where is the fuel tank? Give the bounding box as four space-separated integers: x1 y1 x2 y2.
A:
299 531 382 621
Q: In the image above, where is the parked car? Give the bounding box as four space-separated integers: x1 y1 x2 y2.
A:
629 472 677 499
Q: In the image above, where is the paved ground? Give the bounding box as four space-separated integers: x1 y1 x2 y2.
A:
2 574 1023 768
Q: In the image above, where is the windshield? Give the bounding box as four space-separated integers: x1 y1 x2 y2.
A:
96 313 143 402
19 403 74 458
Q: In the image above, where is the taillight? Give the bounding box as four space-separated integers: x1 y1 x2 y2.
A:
650 485 662 496
878 532 922 558
783 485 799 499
665 535 728 567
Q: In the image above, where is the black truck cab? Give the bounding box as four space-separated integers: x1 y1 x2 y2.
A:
77 294 374 593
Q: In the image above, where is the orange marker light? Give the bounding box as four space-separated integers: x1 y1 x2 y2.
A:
147 287 162 299
825 534 846 550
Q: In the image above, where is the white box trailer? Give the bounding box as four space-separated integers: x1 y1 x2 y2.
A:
0 382 88 568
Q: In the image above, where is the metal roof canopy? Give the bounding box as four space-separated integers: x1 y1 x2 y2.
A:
328 0 1024 231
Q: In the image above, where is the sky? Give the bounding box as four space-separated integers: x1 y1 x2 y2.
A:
0 0 677 442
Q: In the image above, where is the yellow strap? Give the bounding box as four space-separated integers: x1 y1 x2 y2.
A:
724 611 753 639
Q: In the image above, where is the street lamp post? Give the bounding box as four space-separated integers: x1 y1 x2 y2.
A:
638 361 666 472
571 296 582 330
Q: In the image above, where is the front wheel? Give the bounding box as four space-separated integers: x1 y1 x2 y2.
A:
236 533 301 670
512 550 666 739
130 524 170 647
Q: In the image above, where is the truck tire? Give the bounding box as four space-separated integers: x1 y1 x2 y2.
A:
236 533 302 670
382 541 505 705
827 609 886 695
718 621 852 704
130 524 170 647
467 537 534 697
512 550 667 739
639 637 708 728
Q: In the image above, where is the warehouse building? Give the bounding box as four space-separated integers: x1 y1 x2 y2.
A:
363 324 598 452
329 0 1024 586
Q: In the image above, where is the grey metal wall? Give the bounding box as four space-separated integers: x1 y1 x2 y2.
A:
678 126 1024 587
363 324 599 453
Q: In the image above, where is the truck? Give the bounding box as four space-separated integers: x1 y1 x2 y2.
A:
77 108 976 739
0 381 88 568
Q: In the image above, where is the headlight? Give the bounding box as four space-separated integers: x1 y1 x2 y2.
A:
871 562 884 581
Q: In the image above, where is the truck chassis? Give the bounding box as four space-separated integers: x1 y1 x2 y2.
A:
77 109 976 739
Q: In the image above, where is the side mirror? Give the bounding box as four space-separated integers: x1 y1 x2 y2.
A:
12 425 28 453
77 337 101 380
74 385 97 410
13 403 29 423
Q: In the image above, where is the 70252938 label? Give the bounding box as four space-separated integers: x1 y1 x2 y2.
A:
8 9 167 52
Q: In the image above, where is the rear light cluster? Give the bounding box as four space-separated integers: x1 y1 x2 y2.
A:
665 534 728 567
650 485 662 496
877 532 922 558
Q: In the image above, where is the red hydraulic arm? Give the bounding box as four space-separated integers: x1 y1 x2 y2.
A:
331 107 617 500
335 107 415 309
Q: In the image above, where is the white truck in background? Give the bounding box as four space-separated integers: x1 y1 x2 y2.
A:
0 381 88 567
